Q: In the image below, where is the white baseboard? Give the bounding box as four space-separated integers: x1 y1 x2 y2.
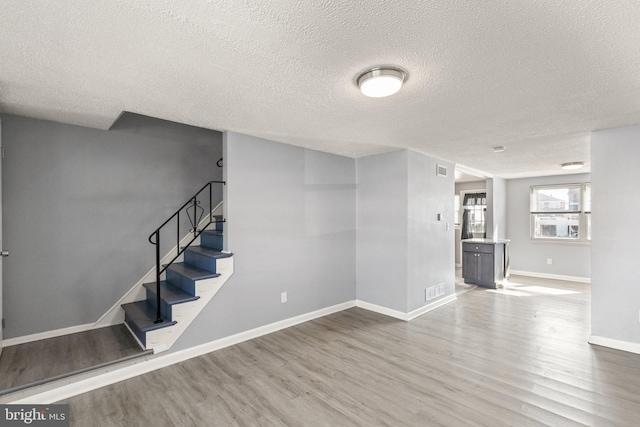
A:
355 300 407 320
7 300 356 404
6 295 463 403
588 335 640 355
407 294 457 320
2 323 99 347
356 294 457 322
509 270 591 284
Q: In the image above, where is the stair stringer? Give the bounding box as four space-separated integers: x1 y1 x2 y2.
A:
143 255 234 353
95 202 224 329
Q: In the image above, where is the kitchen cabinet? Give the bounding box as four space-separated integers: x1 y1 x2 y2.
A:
462 239 509 289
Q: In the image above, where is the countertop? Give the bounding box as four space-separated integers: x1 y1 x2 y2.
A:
461 238 511 244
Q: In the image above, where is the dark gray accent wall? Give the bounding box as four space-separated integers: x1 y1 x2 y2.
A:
591 125 640 342
1 113 222 338
505 173 591 278
172 132 356 351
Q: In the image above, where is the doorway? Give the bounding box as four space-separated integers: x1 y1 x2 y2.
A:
453 165 487 294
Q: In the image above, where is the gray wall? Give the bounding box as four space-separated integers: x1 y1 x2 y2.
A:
173 132 356 351
356 150 409 312
0 116 3 346
505 173 591 278
486 177 507 240
407 152 455 311
1 113 222 338
455 181 487 195
356 150 454 313
591 125 640 342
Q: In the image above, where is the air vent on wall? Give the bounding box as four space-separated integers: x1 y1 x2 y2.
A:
436 164 447 177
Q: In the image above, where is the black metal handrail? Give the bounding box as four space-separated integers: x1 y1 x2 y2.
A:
148 180 225 323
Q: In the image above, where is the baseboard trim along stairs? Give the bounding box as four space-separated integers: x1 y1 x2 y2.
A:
5 202 230 355
121 217 233 353
3 295 462 404
3 301 355 404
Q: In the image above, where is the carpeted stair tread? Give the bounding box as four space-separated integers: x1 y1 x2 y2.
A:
143 281 200 305
185 246 233 258
122 301 176 333
167 262 220 280
201 229 223 236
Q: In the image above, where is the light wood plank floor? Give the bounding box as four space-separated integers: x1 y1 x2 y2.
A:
0 325 142 392
64 276 640 426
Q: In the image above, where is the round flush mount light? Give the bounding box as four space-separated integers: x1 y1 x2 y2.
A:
356 66 406 98
561 162 584 170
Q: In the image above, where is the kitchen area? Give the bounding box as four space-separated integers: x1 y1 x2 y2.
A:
455 170 509 289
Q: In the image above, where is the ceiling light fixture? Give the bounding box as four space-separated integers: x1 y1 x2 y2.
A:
560 162 584 170
492 146 506 153
356 66 406 98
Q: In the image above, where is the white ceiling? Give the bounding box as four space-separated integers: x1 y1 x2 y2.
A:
2 1 640 178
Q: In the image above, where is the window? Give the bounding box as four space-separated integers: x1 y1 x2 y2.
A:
461 191 486 238
467 204 486 233
584 183 591 240
530 183 591 242
454 195 460 226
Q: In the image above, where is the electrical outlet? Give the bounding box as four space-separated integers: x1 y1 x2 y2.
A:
547 258 553 265
281 292 287 303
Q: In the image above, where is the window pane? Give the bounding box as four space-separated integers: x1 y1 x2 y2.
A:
469 205 486 234
533 214 579 239
454 195 460 225
531 186 580 212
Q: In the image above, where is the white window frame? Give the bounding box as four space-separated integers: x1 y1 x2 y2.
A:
530 183 591 243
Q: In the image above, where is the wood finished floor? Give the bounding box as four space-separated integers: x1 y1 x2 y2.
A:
0 325 142 391
64 276 640 426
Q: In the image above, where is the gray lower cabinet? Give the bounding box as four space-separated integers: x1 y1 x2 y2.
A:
462 241 508 288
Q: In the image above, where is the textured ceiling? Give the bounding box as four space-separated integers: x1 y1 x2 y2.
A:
2 1 640 178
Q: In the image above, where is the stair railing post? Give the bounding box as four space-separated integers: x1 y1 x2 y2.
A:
193 196 197 233
177 211 180 251
147 180 225 326
154 230 162 324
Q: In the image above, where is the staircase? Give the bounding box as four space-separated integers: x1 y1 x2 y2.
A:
117 180 233 353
